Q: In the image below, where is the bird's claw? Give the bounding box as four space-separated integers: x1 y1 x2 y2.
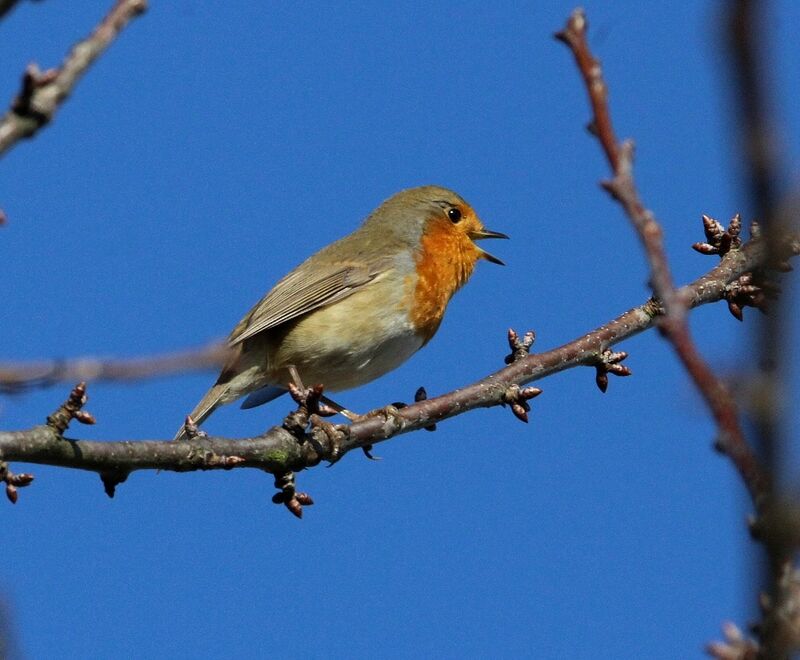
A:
353 405 406 436
309 415 347 464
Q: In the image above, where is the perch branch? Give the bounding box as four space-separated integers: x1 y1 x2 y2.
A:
0 233 787 482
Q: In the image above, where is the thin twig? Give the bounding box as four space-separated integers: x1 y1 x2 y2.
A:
556 8 769 508
0 0 147 158
0 341 230 393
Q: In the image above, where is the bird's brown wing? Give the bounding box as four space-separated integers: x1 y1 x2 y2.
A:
228 261 384 345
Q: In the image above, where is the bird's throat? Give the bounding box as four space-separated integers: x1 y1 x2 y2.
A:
408 222 479 344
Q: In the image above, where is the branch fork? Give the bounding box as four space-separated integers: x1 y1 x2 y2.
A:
504 328 536 365
692 215 785 321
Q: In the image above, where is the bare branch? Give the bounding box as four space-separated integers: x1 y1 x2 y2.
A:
0 0 147 158
0 233 787 489
724 2 800 658
0 341 230 393
556 8 770 508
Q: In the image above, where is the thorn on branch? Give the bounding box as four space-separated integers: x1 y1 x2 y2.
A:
46 382 96 435
271 471 313 519
504 328 536 365
100 470 129 498
0 461 34 504
706 621 759 659
502 384 542 424
693 213 742 257
594 348 632 393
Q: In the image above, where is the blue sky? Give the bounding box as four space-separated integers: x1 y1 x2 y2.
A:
2 2 799 658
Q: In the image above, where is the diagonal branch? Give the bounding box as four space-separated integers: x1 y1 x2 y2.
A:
555 8 769 509
558 7 800 658
0 0 147 158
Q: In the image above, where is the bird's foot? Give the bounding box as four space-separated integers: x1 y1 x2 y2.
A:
287 382 338 417
308 415 348 464
346 406 404 461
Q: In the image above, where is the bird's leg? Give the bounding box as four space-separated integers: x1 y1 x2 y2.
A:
287 364 305 391
317 396 405 460
317 394 380 458
319 395 359 421
318 395 404 427
285 366 337 418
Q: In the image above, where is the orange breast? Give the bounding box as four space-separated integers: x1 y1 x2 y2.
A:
408 219 480 343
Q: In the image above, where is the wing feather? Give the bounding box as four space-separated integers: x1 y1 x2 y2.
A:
228 262 381 345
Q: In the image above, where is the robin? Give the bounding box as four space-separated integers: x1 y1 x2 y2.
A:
174 185 507 441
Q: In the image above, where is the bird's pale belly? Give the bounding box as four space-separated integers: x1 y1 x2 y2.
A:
267 281 424 391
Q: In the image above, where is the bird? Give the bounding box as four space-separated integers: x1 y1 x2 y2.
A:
174 185 507 441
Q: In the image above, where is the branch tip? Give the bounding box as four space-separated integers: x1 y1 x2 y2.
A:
553 8 587 47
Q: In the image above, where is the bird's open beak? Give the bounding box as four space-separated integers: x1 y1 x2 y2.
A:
469 229 509 265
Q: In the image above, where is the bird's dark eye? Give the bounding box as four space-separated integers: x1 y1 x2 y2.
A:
448 207 462 223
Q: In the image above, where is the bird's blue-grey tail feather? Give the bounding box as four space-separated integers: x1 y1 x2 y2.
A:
240 385 287 409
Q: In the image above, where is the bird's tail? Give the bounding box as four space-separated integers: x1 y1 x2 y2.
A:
173 382 231 441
